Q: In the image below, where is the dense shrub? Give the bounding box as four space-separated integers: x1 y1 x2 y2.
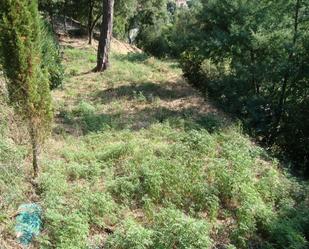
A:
136 24 171 58
262 206 309 249
136 1 203 58
38 120 308 248
105 219 154 249
179 0 309 174
41 21 64 90
179 51 205 88
105 208 212 249
152 208 212 249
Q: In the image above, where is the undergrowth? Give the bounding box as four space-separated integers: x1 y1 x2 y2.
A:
0 93 28 248
38 121 309 249
1 41 308 249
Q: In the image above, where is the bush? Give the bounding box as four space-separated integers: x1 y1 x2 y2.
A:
41 21 64 90
136 26 171 58
44 210 89 249
178 0 309 174
105 208 212 249
105 219 153 249
152 208 212 249
179 51 205 89
262 206 309 249
196 113 224 133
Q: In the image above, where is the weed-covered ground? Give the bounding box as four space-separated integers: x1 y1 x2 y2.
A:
1 38 308 249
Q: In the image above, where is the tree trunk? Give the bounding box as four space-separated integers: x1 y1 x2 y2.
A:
250 50 259 95
63 1 67 33
278 0 300 113
95 0 114 72
48 8 55 32
88 14 103 45
275 0 300 122
30 125 40 178
88 1 94 45
268 0 300 145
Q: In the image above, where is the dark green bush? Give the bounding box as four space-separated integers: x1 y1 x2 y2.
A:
179 51 204 88
41 21 64 90
178 0 309 174
261 206 309 249
196 113 224 133
137 25 171 58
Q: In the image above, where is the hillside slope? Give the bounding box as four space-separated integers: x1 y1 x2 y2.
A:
0 78 32 248
1 38 308 249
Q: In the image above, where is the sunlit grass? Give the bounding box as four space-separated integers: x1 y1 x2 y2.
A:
1 40 308 249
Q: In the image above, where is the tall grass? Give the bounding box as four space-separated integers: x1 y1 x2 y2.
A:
1 43 308 249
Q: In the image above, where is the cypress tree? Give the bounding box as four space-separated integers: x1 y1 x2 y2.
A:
0 0 52 177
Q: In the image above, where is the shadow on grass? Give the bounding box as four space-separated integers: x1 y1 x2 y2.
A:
113 53 149 63
54 105 226 136
75 69 95 76
252 204 309 248
113 52 179 69
94 81 194 104
62 44 75 49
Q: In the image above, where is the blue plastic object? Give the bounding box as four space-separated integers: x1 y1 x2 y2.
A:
15 203 42 246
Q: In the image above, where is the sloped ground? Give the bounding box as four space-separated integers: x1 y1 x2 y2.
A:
53 37 226 136
0 78 33 249
1 38 308 249
58 36 142 54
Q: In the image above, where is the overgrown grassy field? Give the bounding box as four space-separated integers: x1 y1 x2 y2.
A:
1 39 308 249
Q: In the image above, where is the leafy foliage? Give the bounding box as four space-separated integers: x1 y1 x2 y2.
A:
105 208 211 249
33 45 307 248
179 0 309 174
105 219 154 249
1 6 309 248
41 21 64 89
0 0 52 143
152 208 212 249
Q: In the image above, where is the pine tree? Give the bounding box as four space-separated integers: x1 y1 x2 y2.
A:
0 0 52 177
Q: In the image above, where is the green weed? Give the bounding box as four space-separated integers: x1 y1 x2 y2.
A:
28 45 309 248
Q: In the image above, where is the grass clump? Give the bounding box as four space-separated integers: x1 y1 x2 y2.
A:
105 219 154 249
105 208 211 249
38 159 119 248
152 208 212 249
